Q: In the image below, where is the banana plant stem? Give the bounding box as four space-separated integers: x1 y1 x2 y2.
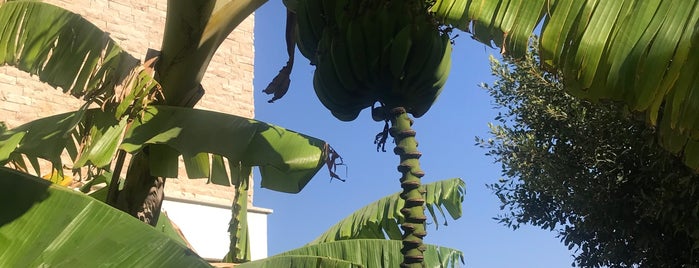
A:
389 107 427 268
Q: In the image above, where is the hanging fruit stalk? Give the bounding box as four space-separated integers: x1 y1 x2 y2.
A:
271 0 453 266
389 107 427 266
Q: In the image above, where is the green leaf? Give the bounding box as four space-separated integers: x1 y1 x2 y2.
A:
155 211 191 248
148 144 181 178
0 108 125 174
210 154 230 185
0 110 84 172
432 0 699 171
0 1 138 101
237 255 364 268
0 131 24 162
73 115 128 168
226 164 251 263
121 105 328 193
0 167 210 267
0 106 330 193
308 178 465 245
272 239 463 268
183 152 211 179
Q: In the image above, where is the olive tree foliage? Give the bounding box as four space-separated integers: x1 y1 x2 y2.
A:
477 42 699 268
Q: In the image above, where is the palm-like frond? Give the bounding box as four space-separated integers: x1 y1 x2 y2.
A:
0 1 161 176
433 0 699 170
0 105 330 193
262 239 463 268
308 178 465 245
0 167 211 267
237 255 364 268
0 1 139 103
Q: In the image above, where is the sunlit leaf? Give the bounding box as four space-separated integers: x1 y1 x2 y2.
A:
308 178 465 245
272 239 463 268
0 1 138 102
432 0 699 171
237 255 363 268
0 167 210 267
121 105 328 193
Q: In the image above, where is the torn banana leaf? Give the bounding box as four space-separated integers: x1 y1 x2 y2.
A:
308 178 465 245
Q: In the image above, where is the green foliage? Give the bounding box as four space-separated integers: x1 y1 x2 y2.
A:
0 1 139 103
0 106 329 193
308 178 464 245
0 167 210 267
0 2 336 264
232 178 465 267
237 255 363 268
430 0 699 172
240 239 462 268
478 42 699 267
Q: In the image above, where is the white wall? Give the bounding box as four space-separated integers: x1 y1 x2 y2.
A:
162 198 272 261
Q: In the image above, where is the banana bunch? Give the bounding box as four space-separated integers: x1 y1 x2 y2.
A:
292 0 452 121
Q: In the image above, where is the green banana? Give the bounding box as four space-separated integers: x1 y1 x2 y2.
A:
282 0 298 13
294 23 316 65
297 2 456 266
295 0 320 62
299 0 451 119
405 31 448 96
314 56 369 121
389 24 413 80
359 10 383 86
376 5 398 86
327 0 353 30
313 68 361 121
345 19 372 89
410 38 452 117
329 30 368 96
402 20 436 87
303 0 325 44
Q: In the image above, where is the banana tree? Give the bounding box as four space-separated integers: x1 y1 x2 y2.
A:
265 0 453 266
263 0 699 265
238 178 465 267
0 0 339 263
1 167 464 267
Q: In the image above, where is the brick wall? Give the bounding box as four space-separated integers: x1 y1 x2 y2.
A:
0 0 255 205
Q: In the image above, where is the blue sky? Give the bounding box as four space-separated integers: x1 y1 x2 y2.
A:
250 2 575 267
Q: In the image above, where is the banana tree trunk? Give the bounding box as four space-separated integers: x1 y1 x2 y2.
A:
111 0 268 225
388 107 427 267
107 151 165 226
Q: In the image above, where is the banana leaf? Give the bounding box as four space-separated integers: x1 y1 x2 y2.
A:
0 167 211 267
0 105 329 193
240 239 463 268
308 178 465 245
0 108 121 174
0 1 162 174
236 255 363 268
0 1 138 102
121 105 328 193
431 0 699 171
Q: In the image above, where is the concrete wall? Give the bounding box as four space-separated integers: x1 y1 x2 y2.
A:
0 0 267 261
163 198 272 261
1 0 255 129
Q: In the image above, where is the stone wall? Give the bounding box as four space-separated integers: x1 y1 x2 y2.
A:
0 0 255 205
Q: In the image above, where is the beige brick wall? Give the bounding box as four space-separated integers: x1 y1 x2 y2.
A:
0 1 255 205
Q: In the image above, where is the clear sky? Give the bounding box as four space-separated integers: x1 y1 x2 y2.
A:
250 2 575 267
